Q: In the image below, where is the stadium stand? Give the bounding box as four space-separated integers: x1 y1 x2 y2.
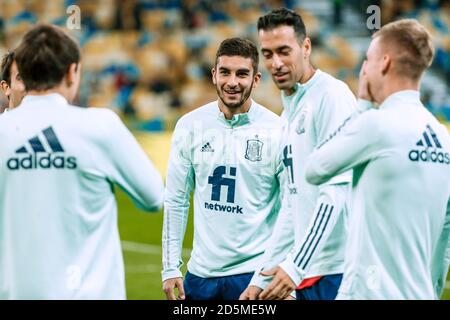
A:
0 0 449 128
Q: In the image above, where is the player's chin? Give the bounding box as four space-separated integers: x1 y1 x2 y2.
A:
273 79 291 90
225 102 243 109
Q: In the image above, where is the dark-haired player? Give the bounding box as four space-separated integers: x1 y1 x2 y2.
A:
0 51 26 112
0 24 164 299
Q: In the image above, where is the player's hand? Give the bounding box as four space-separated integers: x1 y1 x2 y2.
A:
259 267 296 300
358 60 374 102
239 285 263 300
163 277 185 300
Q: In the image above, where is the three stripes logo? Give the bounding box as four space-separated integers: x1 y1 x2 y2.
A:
201 142 214 152
293 203 334 270
408 124 449 165
7 126 77 170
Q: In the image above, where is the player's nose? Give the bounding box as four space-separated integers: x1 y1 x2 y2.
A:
226 75 238 87
271 54 284 70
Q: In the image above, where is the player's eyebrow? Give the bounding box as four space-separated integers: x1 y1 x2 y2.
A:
261 45 291 55
236 68 250 73
276 45 291 52
218 67 250 75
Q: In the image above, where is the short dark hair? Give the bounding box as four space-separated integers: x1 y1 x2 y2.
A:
257 8 307 41
215 37 259 73
1 51 14 85
14 24 81 91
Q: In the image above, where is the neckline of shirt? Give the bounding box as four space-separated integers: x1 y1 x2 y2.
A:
379 90 421 110
281 69 323 118
216 99 257 127
282 69 323 100
21 93 69 107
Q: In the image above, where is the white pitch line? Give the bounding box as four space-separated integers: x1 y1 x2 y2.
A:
121 240 192 256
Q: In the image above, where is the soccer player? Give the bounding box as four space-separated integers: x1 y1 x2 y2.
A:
305 19 450 299
0 24 164 299
0 51 26 112
240 8 357 300
162 38 284 300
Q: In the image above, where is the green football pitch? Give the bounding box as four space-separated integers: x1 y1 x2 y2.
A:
118 131 450 300
116 188 450 300
117 188 192 300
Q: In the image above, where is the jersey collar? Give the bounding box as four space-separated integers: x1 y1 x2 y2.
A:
216 99 257 127
379 90 421 110
281 69 322 114
21 93 69 107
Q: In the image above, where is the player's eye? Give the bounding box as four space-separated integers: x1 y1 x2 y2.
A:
262 51 272 59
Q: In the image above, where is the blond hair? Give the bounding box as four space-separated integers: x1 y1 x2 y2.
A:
373 19 434 80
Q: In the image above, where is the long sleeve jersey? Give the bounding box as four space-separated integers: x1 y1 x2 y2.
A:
250 69 357 289
0 93 164 299
306 90 450 299
162 100 284 281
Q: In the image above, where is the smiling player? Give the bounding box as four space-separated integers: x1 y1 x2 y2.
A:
162 37 284 300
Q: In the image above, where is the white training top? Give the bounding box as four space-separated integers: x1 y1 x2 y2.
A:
306 90 450 299
162 100 284 281
250 69 357 288
0 93 164 299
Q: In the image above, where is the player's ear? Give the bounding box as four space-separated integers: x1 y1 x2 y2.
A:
0 80 11 98
211 67 217 85
302 37 312 60
381 54 391 76
65 63 79 87
252 71 262 88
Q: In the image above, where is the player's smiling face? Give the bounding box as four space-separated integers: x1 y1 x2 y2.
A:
212 55 260 109
259 25 306 92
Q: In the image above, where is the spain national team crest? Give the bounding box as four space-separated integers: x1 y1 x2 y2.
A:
296 109 308 135
245 136 263 162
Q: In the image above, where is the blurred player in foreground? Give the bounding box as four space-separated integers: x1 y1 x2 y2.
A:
305 19 450 299
241 8 356 300
162 38 284 300
0 51 26 113
0 24 164 299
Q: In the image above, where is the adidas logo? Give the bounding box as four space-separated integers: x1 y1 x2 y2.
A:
408 124 449 165
7 126 77 170
201 142 214 152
